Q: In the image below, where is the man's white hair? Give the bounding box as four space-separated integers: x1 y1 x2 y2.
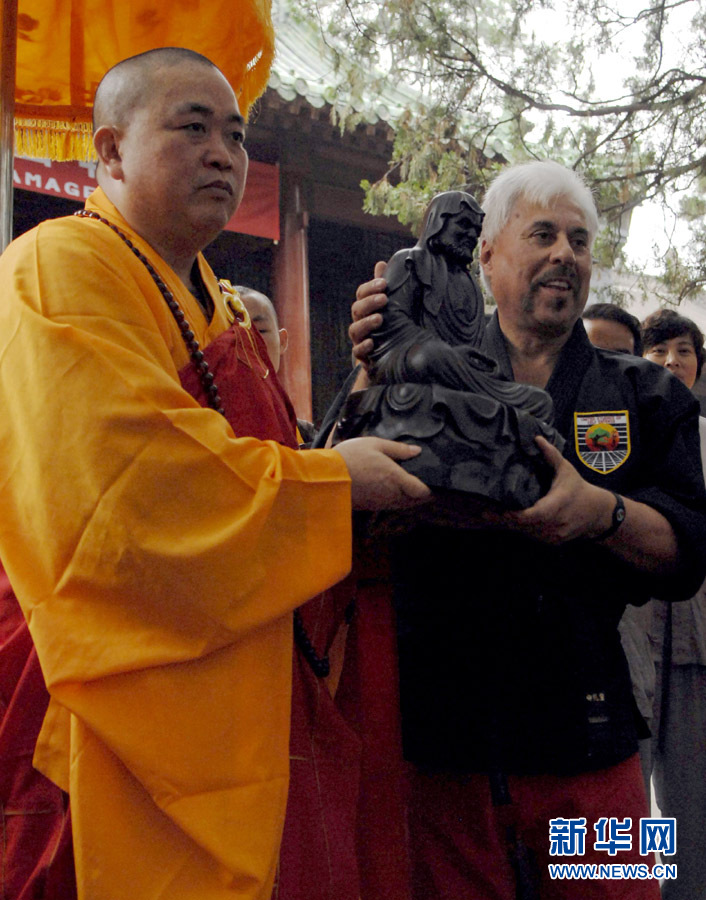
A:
481 160 599 246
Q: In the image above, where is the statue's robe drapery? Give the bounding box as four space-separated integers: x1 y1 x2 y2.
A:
368 245 490 391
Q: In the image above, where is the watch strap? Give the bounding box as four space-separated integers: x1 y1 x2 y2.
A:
592 491 626 541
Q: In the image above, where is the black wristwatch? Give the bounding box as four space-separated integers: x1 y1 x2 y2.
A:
592 492 626 541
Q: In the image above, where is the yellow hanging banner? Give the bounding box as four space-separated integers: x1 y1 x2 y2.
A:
10 0 274 160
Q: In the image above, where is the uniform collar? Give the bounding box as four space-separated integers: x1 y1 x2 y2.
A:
545 319 595 402
483 314 594 395
482 313 596 432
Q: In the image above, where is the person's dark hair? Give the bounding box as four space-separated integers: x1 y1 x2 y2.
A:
582 303 643 355
641 308 705 380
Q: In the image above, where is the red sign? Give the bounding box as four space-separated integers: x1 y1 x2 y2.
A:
228 159 280 241
14 157 280 241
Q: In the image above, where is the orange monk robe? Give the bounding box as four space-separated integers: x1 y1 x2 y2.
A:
0 188 352 900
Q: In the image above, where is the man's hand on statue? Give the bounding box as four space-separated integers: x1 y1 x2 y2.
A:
334 436 432 510
485 436 616 543
350 261 389 366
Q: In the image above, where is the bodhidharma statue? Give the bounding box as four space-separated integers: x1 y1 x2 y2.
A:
333 190 564 509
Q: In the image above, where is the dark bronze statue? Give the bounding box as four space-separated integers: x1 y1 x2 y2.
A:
333 190 565 509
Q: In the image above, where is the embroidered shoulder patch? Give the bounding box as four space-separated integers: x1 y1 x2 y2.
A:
574 411 631 474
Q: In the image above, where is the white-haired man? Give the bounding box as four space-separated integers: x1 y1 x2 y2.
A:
346 160 706 899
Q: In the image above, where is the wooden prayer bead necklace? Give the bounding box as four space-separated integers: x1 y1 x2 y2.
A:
74 210 330 679
74 210 224 413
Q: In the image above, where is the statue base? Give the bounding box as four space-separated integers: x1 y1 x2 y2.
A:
333 382 565 510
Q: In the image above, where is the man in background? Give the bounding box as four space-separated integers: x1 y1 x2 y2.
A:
583 302 642 355
236 285 316 443
236 285 289 372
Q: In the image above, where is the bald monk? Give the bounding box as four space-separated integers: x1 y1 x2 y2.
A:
0 47 429 900
236 286 289 373
236 285 318 444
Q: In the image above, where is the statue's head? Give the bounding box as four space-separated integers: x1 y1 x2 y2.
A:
422 191 485 265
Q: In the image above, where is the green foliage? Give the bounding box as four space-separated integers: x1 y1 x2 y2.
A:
295 0 706 300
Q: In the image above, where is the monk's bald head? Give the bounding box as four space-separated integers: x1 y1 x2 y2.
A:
93 48 219 131
91 47 246 267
